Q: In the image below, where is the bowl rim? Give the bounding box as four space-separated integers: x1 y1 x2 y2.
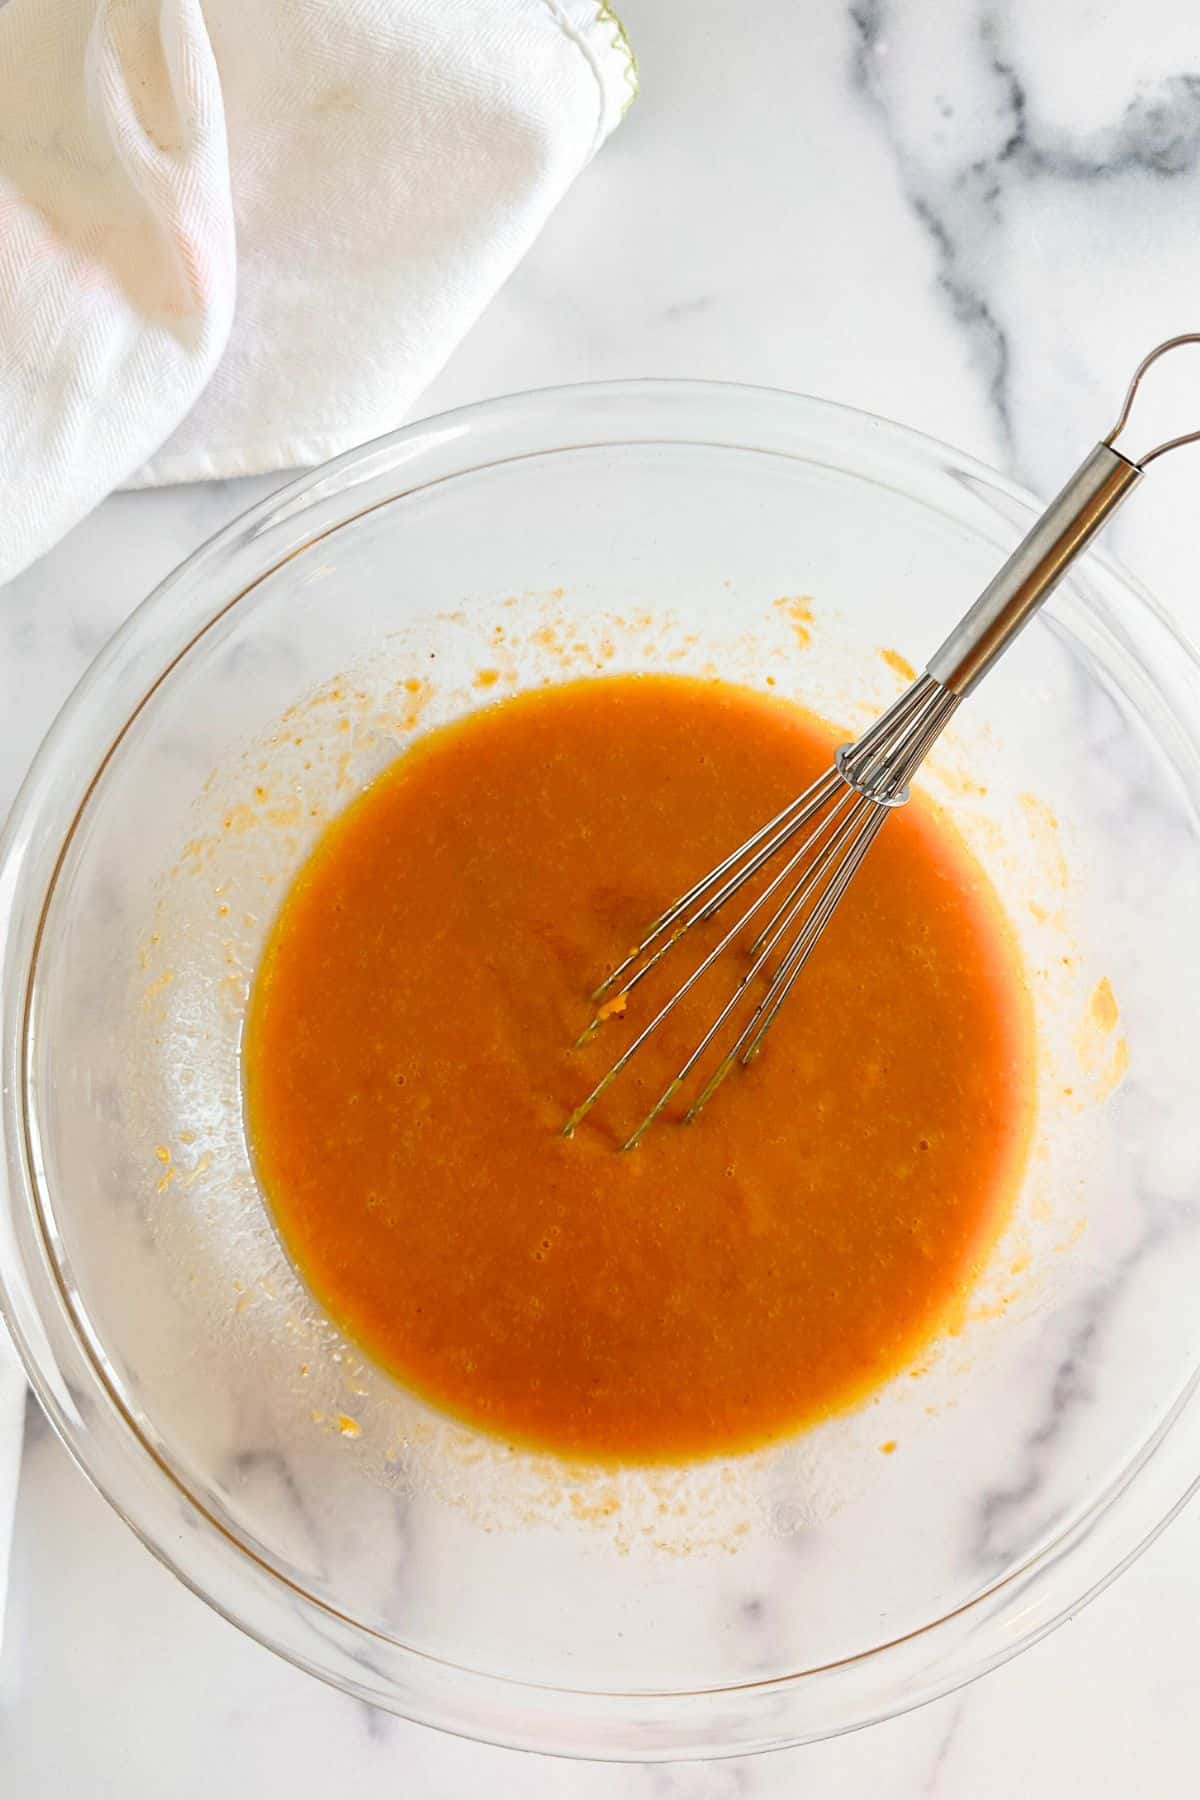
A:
3 375 1200 1760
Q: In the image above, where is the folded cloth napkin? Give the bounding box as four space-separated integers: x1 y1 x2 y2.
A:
0 0 633 1647
0 0 636 586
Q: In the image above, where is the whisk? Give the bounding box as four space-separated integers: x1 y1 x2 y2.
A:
564 334 1200 1149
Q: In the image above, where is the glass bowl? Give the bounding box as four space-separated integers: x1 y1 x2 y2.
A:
3 381 1200 1760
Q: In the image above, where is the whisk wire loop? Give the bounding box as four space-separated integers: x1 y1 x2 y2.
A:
564 675 960 1148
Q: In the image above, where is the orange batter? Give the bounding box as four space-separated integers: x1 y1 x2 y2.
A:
245 675 1034 1463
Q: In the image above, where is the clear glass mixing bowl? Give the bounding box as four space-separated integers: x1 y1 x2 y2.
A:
3 382 1200 1759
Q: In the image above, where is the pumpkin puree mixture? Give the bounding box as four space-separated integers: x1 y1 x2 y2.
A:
245 674 1035 1463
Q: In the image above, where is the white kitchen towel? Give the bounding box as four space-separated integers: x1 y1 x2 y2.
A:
0 0 636 587
0 0 633 1642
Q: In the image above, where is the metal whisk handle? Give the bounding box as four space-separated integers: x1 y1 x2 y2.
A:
927 444 1141 696
928 332 1200 697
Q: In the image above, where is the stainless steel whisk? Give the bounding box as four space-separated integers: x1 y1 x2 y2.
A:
564 334 1200 1149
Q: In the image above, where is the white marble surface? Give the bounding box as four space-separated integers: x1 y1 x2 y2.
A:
5 0 1200 1790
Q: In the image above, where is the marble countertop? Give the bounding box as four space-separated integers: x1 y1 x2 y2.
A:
5 0 1200 1791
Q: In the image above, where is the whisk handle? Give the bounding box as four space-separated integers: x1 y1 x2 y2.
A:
926 442 1141 697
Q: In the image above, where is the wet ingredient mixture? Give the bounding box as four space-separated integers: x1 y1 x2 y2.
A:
245 674 1035 1462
